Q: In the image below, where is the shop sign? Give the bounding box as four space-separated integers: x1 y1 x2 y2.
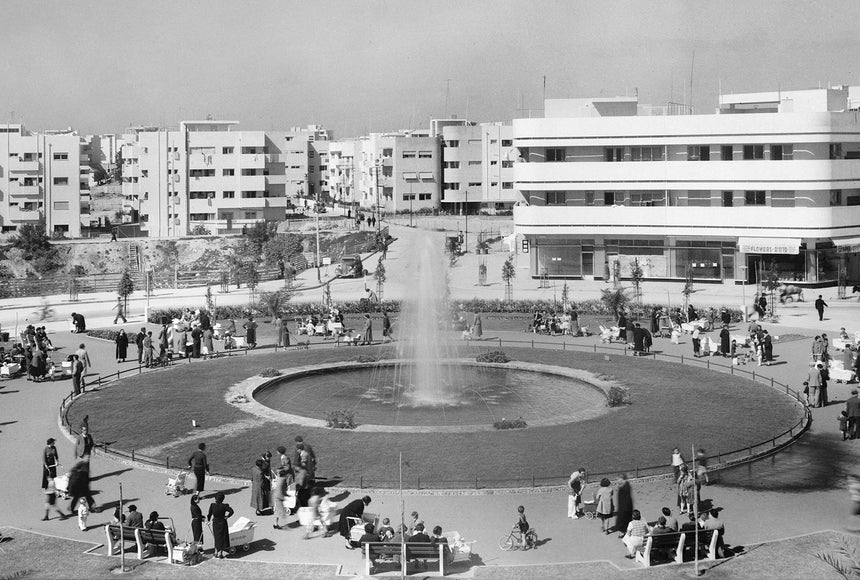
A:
738 237 800 255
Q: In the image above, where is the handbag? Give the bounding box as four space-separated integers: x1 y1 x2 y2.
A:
283 483 297 509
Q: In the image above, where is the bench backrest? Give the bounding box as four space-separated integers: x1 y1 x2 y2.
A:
107 524 140 541
683 528 715 545
405 542 444 559
648 532 683 548
137 528 170 545
365 542 404 557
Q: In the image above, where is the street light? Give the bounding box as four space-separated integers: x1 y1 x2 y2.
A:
739 265 748 321
374 157 382 233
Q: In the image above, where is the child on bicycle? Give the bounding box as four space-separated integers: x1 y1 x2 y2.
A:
515 505 529 549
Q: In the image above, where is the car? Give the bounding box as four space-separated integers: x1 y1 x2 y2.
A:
336 255 366 278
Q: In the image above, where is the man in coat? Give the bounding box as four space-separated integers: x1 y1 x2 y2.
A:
338 495 372 543
815 295 828 321
135 328 147 364
847 390 860 440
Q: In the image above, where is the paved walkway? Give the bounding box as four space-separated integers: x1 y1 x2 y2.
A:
1 221 859 578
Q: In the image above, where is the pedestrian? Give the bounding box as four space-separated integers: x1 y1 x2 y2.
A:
67 459 96 515
207 492 234 559
42 438 59 490
671 447 685 480
567 468 585 519
720 325 730 357
135 328 146 364
696 448 710 485
142 331 153 367
849 475 860 517
839 411 850 441
250 459 269 515
339 496 372 546
846 389 860 439
472 312 483 339
758 294 768 319
692 327 701 357
187 443 210 497
815 295 828 321
42 476 68 521
74 343 92 376
274 315 284 348
382 311 392 342
202 326 214 357
820 361 830 407
763 330 773 365
71 354 84 396
361 314 373 345
158 323 169 353
595 477 614 533
75 424 95 461
243 316 258 348
615 473 633 538
191 324 203 358
808 362 824 407
115 329 129 363
190 494 204 545
112 297 127 324
272 469 288 530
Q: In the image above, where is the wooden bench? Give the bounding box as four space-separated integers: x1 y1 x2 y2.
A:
635 529 719 567
364 542 451 576
104 524 178 562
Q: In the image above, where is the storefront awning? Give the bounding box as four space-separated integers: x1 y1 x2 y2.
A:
738 237 801 255
834 237 860 253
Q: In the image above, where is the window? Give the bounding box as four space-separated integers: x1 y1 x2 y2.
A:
382 166 392 177
402 151 416 158
53 153 68 160
189 192 214 199
53 177 68 185
190 169 215 177
604 191 616 205
402 194 415 201
382 148 393 158
53 201 69 210
687 146 710 161
490 160 498 166
241 168 258 176
546 191 567 205
687 191 711 206
502 182 513 189
222 147 234 154
223 191 235 198
830 190 843 206
308 166 315 174
630 191 666 206
190 213 214 220
721 146 733 161
222 169 235 176
502 160 514 168
468 181 482 187
490 139 497 144
419 193 431 200
744 190 766 205
630 147 665 161
502 139 513 147
722 191 733 207
604 148 624 162
546 148 565 162
443 182 460 190
242 191 260 198
418 151 432 158
743 145 764 160
444 161 460 169
771 190 795 207
468 160 481 166
244 212 257 219
771 144 793 160
446 140 459 147
830 143 844 160
241 147 264 154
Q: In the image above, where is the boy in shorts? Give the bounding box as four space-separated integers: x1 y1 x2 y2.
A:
516 505 529 549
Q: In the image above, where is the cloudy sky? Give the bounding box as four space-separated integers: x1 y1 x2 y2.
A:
2 0 858 136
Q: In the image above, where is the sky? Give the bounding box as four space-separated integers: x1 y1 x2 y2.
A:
2 0 859 137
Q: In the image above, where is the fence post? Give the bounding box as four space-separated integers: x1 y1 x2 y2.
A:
132 449 135 462
531 340 534 349
475 476 479 490
790 427 793 437
771 377 774 388
731 365 734 375
166 457 170 469
748 446 752 456
772 437 776 447
593 344 597 353
681 355 684 364
563 342 566 351
717 452 721 463
532 475 535 488
635 465 639 478
707 359 710 369
360 476 363 489
499 338 502 348
752 371 756 381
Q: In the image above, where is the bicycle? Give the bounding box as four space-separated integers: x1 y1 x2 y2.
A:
499 525 538 551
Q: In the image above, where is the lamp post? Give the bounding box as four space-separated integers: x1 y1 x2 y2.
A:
464 187 468 253
739 264 748 322
375 157 382 233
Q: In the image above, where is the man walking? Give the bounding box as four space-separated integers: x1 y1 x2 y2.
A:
815 295 829 321
112 296 127 324
847 389 860 440
135 328 146 364
142 331 153 367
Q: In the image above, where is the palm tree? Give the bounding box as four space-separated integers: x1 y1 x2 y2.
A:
600 287 630 318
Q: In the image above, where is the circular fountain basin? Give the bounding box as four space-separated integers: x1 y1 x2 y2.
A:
250 360 613 432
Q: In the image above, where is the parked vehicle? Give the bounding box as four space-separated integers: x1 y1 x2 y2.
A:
336 255 367 278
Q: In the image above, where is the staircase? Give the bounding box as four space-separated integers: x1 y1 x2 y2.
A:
126 243 141 273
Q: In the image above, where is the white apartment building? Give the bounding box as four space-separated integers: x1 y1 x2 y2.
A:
513 87 860 285
327 139 359 213
0 124 90 237
356 132 441 214
122 121 288 237
440 123 517 214
274 125 332 209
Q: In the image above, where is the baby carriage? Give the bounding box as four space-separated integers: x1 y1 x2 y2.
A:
346 512 379 548
54 467 70 500
165 470 190 497
598 325 621 344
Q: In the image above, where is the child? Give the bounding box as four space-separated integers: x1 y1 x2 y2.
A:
409 511 424 534
516 505 529 549
840 411 850 441
42 477 67 521
378 517 394 540
671 448 685 480
76 498 89 531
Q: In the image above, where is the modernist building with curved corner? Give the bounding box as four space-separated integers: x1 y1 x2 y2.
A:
512 86 860 286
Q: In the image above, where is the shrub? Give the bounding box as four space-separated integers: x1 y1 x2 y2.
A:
259 368 281 377
355 355 378 364
86 328 121 342
476 350 510 363
325 409 357 429
493 417 527 430
607 385 632 407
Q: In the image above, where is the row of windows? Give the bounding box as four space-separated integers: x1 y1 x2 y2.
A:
183 190 276 199
445 139 513 148
402 151 434 159
537 144 806 162
445 181 513 189
402 193 433 201
539 189 857 207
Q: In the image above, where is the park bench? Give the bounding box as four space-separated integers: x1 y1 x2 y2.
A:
364 542 451 576
104 524 179 562
634 529 719 567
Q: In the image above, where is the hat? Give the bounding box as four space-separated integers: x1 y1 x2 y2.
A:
853 390 858 395
46 438 55 444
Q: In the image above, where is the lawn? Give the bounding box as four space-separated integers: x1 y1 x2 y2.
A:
68 344 803 489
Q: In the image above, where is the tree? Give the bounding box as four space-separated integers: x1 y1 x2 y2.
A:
113 151 123 182
204 284 217 321
244 220 277 254
263 234 303 279
374 256 386 302
561 282 570 309
682 264 695 317
257 288 294 319
117 269 135 313
629 258 644 316
600 287 630 319
502 256 516 301
761 260 781 318
190 224 210 236
9 223 62 274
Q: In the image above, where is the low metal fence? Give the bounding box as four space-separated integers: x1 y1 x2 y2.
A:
58 336 811 489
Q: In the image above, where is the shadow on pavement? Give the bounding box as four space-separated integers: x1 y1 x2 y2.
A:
90 468 133 482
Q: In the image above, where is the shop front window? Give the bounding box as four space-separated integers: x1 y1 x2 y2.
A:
535 245 581 277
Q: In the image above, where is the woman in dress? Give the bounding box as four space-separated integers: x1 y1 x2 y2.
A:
190 495 204 545
595 477 614 534
250 459 268 515
271 469 288 529
42 438 59 490
614 473 633 539
115 329 129 363
207 492 234 559
243 316 258 348
472 312 483 338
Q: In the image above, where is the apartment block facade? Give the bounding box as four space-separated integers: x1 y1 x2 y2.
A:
513 87 860 285
0 124 90 237
122 121 290 237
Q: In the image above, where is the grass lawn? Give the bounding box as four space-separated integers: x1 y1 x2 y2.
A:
0 527 339 580
68 344 802 489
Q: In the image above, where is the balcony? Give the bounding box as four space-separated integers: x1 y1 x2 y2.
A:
513 204 860 240
10 158 40 172
10 182 41 197
9 207 41 221
239 154 266 169
514 159 860 191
